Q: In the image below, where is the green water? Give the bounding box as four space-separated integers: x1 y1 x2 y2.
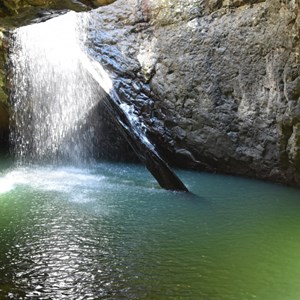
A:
0 159 300 300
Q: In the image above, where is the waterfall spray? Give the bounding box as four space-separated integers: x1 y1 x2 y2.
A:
10 12 106 164
9 10 188 191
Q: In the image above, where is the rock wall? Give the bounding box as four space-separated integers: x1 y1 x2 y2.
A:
0 31 9 148
87 0 300 186
146 0 300 185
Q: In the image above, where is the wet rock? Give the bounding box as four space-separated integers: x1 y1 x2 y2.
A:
0 31 9 148
0 1 117 28
85 0 300 186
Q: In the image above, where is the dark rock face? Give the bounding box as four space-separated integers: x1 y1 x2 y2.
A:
86 101 139 163
86 0 300 186
0 31 9 149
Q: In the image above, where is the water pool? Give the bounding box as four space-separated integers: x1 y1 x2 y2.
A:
0 160 300 299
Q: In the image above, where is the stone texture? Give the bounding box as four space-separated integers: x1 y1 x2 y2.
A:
146 0 300 185
0 0 117 28
0 30 9 147
86 0 300 186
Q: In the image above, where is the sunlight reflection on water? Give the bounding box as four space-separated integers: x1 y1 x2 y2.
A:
1 162 300 299
0 166 106 202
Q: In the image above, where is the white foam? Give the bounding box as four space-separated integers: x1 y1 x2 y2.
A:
0 166 105 202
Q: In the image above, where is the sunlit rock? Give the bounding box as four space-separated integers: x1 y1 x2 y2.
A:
84 0 300 186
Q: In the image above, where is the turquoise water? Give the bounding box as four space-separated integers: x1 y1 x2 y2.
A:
0 159 300 299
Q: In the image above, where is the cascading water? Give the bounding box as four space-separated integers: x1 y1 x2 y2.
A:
8 9 188 191
10 12 108 164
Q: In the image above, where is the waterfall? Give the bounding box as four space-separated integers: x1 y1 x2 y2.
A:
10 12 109 164
9 10 188 191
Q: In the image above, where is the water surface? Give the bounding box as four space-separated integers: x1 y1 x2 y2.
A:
0 159 300 299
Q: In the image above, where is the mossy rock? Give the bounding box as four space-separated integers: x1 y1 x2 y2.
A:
0 0 117 29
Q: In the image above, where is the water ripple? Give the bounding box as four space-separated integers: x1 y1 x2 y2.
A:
1 163 300 299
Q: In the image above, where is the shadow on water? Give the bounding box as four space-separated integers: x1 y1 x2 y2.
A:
94 161 210 205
